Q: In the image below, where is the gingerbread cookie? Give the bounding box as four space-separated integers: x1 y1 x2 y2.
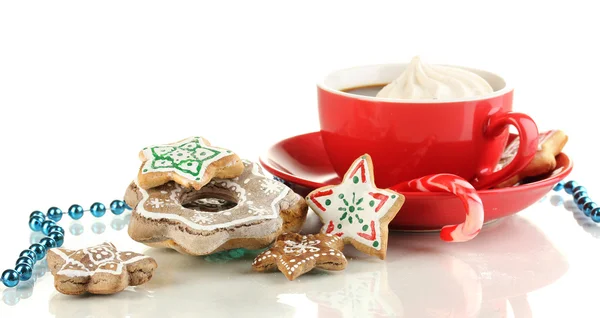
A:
46 242 157 295
137 136 244 190
252 233 347 281
496 130 568 188
306 154 405 260
125 160 308 255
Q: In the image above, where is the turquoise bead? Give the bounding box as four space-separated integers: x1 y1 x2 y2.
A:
28 216 44 232
47 207 63 222
110 200 125 215
68 204 84 220
19 250 37 263
48 232 64 247
583 202 598 217
564 181 578 194
577 197 592 211
1 269 19 287
29 211 45 220
15 264 32 281
29 244 46 260
573 190 588 201
16 256 34 268
90 202 106 217
41 220 56 235
39 237 56 250
48 225 64 235
553 182 564 191
591 208 600 223
572 186 587 195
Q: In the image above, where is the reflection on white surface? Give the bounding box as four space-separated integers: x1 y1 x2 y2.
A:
303 261 404 317
0 205 574 317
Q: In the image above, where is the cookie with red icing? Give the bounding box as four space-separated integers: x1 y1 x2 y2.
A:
305 154 405 260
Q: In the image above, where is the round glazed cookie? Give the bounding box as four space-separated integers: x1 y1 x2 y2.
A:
125 160 308 255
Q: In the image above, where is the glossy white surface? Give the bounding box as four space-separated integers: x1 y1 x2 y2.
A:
1 1 598 317
1 190 599 317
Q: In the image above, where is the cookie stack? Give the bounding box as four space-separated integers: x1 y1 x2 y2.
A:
124 137 308 256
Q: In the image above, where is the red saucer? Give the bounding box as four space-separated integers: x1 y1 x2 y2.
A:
260 132 573 231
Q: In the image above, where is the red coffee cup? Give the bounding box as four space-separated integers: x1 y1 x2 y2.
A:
317 63 539 190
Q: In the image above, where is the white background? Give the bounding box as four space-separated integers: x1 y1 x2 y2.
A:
0 1 598 317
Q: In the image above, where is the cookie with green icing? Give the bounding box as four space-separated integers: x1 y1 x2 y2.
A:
137 136 244 190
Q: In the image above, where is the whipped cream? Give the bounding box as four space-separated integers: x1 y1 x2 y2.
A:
376 56 494 100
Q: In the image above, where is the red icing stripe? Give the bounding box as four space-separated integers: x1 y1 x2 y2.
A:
368 192 389 212
309 189 333 211
350 159 367 183
326 220 334 234
357 221 376 241
335 232 344 237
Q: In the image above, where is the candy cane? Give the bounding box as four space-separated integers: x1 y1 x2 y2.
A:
392 174 484 242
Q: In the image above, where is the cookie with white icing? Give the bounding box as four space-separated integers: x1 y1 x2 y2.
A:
305 154 405 260
46 242 157 295
125 160 308 255
495 130 568 188
252 233 347 281
137 136 244 190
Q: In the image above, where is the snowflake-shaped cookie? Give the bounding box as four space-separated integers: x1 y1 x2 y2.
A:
46 242 157 295
252 233 347 281
306 154 405 260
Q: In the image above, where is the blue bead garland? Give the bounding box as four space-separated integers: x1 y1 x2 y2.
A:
1 199 131 288
554 180 598 223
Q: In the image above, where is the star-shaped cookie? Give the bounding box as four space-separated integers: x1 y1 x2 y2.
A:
137 136 244 190
46 242 157 295
306 154 405 260
252 233 347 281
